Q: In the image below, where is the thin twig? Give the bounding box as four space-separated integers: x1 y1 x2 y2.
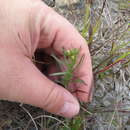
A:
25 115 70 130
94 59 125 75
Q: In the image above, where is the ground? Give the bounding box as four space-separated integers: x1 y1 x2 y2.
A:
0 0 130 130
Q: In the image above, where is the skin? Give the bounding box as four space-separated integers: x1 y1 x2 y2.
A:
0 0 93 118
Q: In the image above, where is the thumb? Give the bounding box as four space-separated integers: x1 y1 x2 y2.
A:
0 55 79 118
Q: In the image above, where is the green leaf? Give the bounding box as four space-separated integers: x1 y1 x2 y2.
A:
62 48 69 66
88 19 101 44
50 72 66 76
81 4 91 39
93 19 101 35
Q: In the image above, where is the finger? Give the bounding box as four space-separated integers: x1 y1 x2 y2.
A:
34 2 93 102
0 54 79 118
71 76 94 102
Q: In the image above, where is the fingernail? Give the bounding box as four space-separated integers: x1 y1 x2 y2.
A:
58 92 80 118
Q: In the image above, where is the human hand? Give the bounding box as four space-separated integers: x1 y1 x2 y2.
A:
0 0 93 118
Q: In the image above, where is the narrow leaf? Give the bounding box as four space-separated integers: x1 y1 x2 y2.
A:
50 72 66 76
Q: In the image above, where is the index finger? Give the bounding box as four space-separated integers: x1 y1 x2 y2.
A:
36 2 93 102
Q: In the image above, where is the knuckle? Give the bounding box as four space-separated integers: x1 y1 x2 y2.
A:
42 85 64 113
